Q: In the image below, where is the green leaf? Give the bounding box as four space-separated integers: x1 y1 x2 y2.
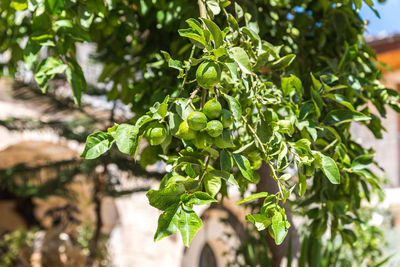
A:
54 19 90 42
223 93 242 121
354 0 362 10
233 153 254 182
298 164 307 197
209 169 238 187
139 145 159 168
168 112 182 136
114 124 139 155
224 60 239 81
34 57 68 92
177 205 202 247
81 131 114 159
149 98 169 119
324 94 355 112
323 110 370 126
351 154 373 171
310 73 323 91
65 57 86 106
201 18 223 48
178 29 207 49
246 214 271 231
312 151 340 184
229 47 252 74
277 120 294 136
154 203 180 242
206 0 221 15
175 99 195 120
46 0 65 14
227 13 240 35
234 2 244 19
236 192 270 205
363 0 380 18
185 18 203 35
271 212 288 245
241 27 261 52
161 51 183 71
135 114 154 128
204 173 222 198
220 150 233 172
183 192 216 206
292 139 314 164
268 54 296 71
24 39 41 70
281 75 303 97
146 184 185 211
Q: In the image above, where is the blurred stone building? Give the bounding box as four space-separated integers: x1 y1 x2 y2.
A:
362 34 400 187
366 34 400 227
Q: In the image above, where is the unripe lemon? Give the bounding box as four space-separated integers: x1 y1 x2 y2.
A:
193 132 212 149
145 122 167 145
196 61 221 89
203 99 222 120
214 129 235 149
177 120 197 140
206 120 223 137
187 111 207 131
221 109 234 128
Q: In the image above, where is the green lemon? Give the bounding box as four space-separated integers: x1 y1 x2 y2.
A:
187 111 207 131
196 61 221 89
203 99 222 120
145 122 167 145
177 120 197 140
193 132 212 149
214 129 235 149
206 120 223 138
221 109 234 128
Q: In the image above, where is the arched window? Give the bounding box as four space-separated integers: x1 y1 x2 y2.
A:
199 242 217 267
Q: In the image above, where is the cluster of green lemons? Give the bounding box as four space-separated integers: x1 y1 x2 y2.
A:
176 98 234 149
145 61 234 149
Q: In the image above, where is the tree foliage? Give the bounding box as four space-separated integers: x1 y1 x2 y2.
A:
2 0 400 265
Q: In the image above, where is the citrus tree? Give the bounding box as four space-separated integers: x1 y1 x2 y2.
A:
1 0 400 265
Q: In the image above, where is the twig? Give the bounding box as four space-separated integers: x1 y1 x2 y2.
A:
185 87 200 109
241 115 267 157
198 0 207 19
241 115 284 199
215 88 220 100
177 45 196 97
267 162 284 201
189 102 197 111
199 155 211 183
168 45 196 112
